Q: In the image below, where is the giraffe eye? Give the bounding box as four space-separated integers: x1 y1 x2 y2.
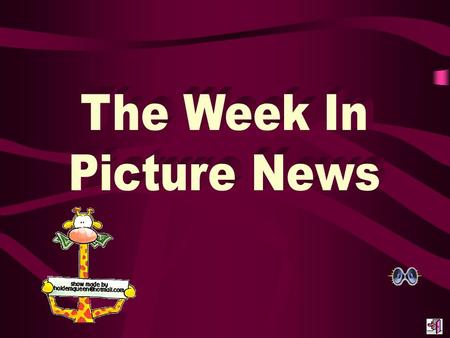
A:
74 216 93 228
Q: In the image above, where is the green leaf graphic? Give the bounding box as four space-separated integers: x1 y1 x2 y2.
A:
90 232 113 249
52 232 74 250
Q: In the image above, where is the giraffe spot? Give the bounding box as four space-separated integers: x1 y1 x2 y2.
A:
82 255 87 260
80 265 86 271
78 303 84 310
77 317 86 323
84 298 91 305
72 310 77 315
84 308 92 318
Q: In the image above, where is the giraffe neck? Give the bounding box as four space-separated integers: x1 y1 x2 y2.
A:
76 244 94 323
79 244 89 278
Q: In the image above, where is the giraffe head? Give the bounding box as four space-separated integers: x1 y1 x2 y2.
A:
63 207 103 244
53 208 112 250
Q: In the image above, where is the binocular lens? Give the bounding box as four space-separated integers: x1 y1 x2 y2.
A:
406 268 418 285
392 267 404 286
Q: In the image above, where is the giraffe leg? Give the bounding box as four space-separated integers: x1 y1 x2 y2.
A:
92 299 126 319
74 297 95 323
48 296 78 321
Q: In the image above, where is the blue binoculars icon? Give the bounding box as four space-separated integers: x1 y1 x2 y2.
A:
389 267 420 286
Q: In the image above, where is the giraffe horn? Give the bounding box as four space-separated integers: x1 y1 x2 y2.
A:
87 207 95 215
72 207 81 216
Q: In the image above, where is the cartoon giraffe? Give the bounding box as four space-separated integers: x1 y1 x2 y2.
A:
41 207 136 323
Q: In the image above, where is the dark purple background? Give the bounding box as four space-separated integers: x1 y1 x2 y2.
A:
0 1 449 337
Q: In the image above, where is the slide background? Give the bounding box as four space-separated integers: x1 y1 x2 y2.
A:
0 1 448 337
